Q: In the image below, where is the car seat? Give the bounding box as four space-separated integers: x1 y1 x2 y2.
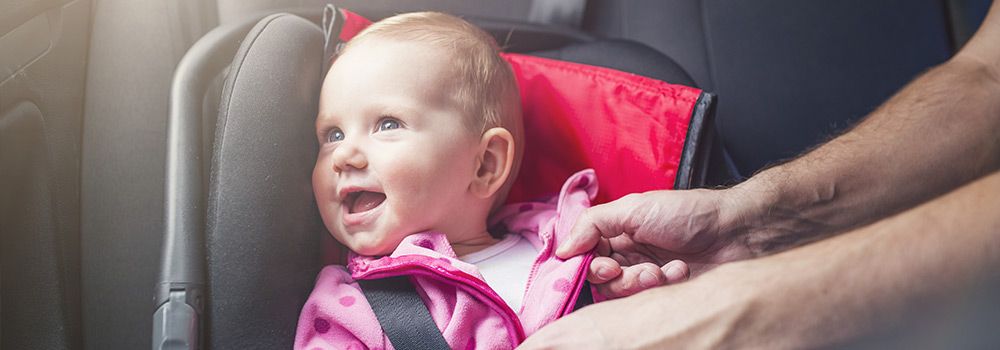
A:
153 6 718 349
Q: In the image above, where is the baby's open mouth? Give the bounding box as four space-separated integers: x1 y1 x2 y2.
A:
345 191 387 214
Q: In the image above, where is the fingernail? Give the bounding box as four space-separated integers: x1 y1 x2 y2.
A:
597 266 614 279
665 264 683 279
639 271 659 288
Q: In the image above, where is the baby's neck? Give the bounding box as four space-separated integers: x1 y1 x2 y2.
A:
449 231 500 257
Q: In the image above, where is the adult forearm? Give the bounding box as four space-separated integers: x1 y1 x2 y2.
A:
724 52 1000 255
518 171 1000 350
709 170 1000 348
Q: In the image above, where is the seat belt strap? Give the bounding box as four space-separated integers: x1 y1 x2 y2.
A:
358 276 451 350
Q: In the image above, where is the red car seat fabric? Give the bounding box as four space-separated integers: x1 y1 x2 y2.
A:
503 53 702 204
332 8 708 205
336 8 371 41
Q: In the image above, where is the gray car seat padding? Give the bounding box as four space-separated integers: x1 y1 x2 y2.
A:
84 0 217 348
155 11 268 350
0 0 72 35
702 0 952 175
528 0 587 27
583 0 714 90
2 1 92 349
218 0 536 27
584 0 954 178
946 0 993 49
0 103 74 350
530 39 696 87
187 9 707 349
205 13 327 349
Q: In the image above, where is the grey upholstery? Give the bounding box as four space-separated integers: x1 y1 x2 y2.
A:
217 0 536 26
81 1 215 349
530 39 696 87
2 0 216 348
583 0 714 89
205 14 327 349
1 1 92 348
584 0 957 178
948 0 994 46
703 0 952 175
0 104 76 350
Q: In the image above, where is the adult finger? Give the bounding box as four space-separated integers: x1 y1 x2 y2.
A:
557 197 640 259
595 237 612 257
587 256 623 284
661 259 691 284
594 262 666 298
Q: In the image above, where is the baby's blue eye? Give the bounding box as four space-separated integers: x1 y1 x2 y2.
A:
327 128 344 143
377 118 401 132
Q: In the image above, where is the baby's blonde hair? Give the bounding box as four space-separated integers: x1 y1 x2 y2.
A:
339 12 524 212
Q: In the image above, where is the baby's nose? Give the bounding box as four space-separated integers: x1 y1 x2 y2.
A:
331 142 368 173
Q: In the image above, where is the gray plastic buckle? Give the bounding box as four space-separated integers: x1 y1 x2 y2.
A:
152 290 199 350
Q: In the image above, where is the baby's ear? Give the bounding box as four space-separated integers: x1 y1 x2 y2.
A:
471 127 515 198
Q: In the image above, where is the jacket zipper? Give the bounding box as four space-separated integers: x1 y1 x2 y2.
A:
558 254 594 316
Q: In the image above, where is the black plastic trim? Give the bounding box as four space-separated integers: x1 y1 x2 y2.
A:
675 92 715 190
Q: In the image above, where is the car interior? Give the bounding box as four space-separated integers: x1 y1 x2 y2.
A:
1 0 992 349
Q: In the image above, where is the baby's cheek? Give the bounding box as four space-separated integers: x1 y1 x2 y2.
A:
312 154 335 190
387 160 436 199
314 191 339 225
323 216 351 247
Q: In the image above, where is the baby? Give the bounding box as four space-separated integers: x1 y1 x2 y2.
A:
296 12 627 349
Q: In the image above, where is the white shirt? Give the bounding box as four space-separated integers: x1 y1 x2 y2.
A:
459 234 539 312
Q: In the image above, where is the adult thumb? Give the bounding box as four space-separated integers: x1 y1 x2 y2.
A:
556 198 638 259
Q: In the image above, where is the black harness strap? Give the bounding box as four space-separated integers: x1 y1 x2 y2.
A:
360 276 594 349
357 276 451 350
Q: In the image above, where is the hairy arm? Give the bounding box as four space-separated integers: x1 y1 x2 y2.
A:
688 169 1000 348
725 2 1000 255
557 2 1000 298
521 169 1000 349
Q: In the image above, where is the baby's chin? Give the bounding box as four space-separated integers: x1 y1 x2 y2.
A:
338 231 398 256
350 244 393 256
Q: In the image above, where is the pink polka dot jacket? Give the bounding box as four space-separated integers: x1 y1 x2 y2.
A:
295 170 601 349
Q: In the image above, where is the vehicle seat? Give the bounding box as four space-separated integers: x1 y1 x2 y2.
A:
582 0 983 178
155 8 712 349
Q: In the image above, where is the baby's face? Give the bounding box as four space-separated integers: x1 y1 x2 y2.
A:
314 40 483 256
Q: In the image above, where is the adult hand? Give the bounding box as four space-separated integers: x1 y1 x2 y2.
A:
518 262 757 349
523 170 1000 350
559 189 757 298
